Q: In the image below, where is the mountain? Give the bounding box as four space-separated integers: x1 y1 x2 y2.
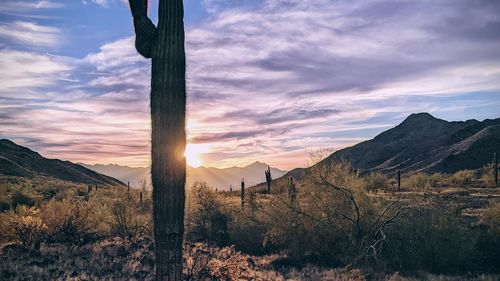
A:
0 139 125 186
187 161 287 190
80 163 149 188
282 113 500 179
82 161 287 191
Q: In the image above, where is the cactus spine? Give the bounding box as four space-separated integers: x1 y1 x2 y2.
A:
128 0 187 279
265 165 272 193
241 178 245 208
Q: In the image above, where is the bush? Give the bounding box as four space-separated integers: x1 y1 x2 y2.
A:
482 203 500 235
449 170 476 186
109 199 150 238
0 206 47 250
0 192 11 212
184 243 249 281
186 182 229 245
41 200 99 245
10 190 35 209
365 172 390 191
404 173 430 190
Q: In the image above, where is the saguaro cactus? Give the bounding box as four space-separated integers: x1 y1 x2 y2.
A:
397 168 401 191
265 165 272 193
128 0 186 280
288 177 296 204
494 153 498 188
241 178 245 208
127 181 130 192
249 191 256 211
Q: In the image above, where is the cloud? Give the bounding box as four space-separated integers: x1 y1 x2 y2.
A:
0 21 62 47
2 0 500 170
0 1 64 13
0 49 72 93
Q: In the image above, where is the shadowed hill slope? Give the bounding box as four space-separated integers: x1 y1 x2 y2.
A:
274 113 500 184
0 139 125 186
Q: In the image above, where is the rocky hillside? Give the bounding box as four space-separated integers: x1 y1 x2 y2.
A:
0 139 125 186
281 113 500 180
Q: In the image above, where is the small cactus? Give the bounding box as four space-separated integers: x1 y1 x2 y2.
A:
140 191 143 203
265 165 272 193
127 181 130 192
241 178 245 208
88 185 92 193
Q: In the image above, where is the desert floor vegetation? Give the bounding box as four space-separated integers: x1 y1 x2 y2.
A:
1 161 499 280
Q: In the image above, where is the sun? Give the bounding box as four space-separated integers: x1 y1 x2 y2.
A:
185 143 210 168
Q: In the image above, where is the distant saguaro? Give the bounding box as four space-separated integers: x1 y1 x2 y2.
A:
289 177 296 204
494 153 498 188
397 169 401 191
128 0 186 280
265 165 272 193
241 178 245 208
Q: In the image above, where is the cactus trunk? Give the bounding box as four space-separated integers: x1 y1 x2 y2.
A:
128 0 186 280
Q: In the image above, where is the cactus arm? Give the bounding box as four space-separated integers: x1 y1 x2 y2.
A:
129 0 157 58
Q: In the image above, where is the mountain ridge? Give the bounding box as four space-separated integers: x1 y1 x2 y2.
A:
280 113 500 182
0 139 125 186
82 161 287 191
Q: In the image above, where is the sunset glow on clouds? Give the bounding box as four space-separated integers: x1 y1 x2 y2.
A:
1 0 500 170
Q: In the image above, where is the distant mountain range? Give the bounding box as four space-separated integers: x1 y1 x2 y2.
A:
284 113 500 181
3 113 498 189
82 162 287 191
0 139 124 186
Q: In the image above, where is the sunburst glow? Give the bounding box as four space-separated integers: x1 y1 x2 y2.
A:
185 143 210 168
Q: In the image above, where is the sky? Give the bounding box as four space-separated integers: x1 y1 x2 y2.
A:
0 0 499 170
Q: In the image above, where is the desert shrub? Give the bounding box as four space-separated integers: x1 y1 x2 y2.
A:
186 182 229 245
384 205 486 274
109 199 151 238
427 172 446 188
481 203 500 235
41 199 99 245
0 192 11 212
227 208 268 255
10 190 35 209
0 206 47 250
449 170 476 186
481 163 497 187
404 173 430 190
263 160 406 268
184 243 249 281
365 172 390 191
